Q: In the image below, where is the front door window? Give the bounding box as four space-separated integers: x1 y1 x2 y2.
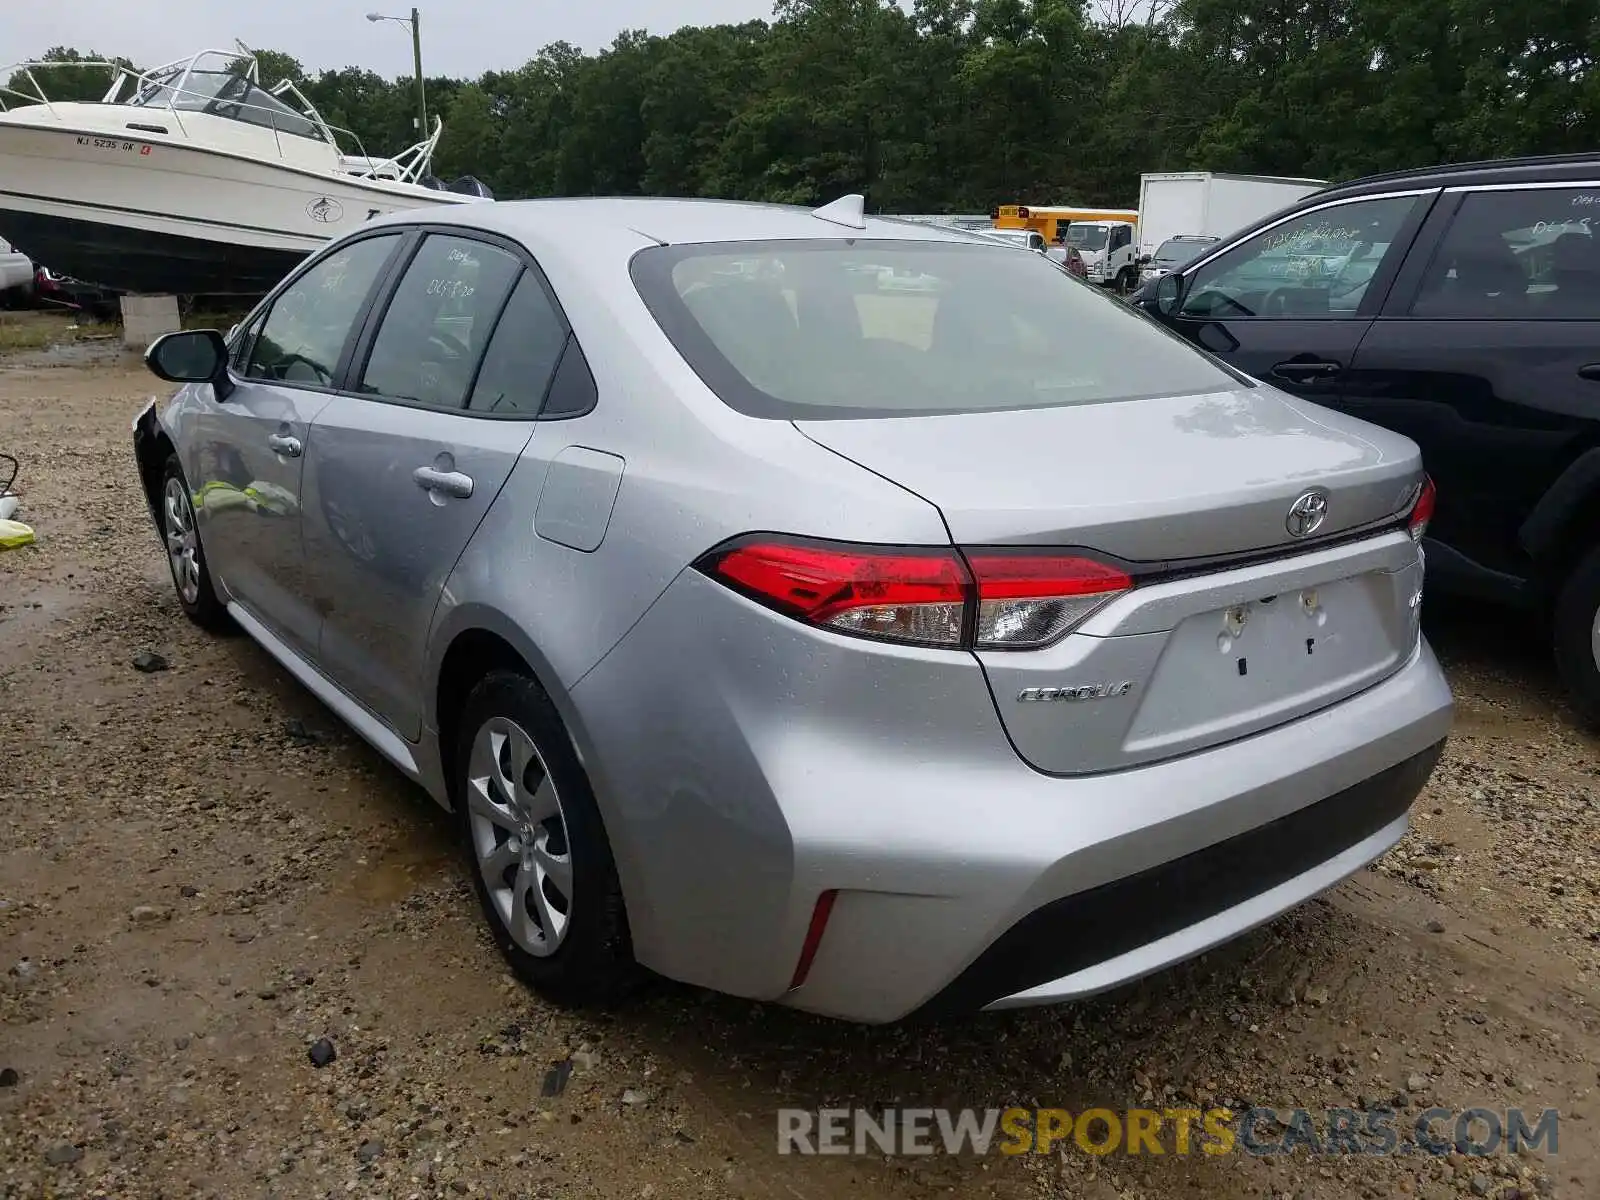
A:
245 235 401 386
1181 196 1419 319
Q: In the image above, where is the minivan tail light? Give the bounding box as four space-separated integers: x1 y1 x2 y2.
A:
696 536 1133 650
1408 476 1436 542
701 538 969 647
967 554 1133 650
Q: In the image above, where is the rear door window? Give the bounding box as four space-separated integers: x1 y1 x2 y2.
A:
1410 187 1600 319
465 272 571 416
359 234 523 410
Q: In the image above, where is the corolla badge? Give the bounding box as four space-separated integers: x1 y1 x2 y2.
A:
1017 682 1135 702
1285 489 1329 538
307 196 344 224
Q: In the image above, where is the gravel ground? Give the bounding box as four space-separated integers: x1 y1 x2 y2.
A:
1 330 1596 1199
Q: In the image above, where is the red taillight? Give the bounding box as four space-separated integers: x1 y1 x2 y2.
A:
966 553 1133 650
702 538 969 646
697 536 1132 650
789 889 838 990
1408 476 1436 542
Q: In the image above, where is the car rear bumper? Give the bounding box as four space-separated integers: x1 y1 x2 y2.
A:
929 741 1438 1015
570 570 1453 1024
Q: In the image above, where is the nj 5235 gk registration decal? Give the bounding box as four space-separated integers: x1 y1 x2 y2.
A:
76 136 152 155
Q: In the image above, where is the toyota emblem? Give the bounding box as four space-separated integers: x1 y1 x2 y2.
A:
1286 490 1329 538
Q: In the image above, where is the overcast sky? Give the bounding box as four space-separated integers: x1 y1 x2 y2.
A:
9 0 778 79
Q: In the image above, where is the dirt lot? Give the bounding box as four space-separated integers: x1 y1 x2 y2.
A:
1 329 1596 1199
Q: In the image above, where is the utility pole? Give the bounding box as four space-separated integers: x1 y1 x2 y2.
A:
410 7 427 136
368 10 429 135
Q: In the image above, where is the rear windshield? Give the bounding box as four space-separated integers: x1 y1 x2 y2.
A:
1155 238 1216 266
631 240 1239 420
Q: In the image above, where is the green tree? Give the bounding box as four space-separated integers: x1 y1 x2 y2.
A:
5 47 135 106
27 1 1600 208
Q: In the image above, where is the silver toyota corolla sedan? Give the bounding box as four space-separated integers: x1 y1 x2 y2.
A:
131 195 1452 1024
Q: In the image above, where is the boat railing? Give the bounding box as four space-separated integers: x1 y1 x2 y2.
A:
0 53 438 181
339 118 444 186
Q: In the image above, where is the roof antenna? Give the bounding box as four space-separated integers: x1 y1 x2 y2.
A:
812 194 866 230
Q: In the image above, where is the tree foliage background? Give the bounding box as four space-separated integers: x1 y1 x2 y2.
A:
16 0 1600 208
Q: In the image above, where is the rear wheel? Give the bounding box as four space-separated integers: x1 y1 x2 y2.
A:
1553 544 1600 725
159 456 228 630
454 671 637 1007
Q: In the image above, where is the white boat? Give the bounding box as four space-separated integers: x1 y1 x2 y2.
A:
0 46 492 295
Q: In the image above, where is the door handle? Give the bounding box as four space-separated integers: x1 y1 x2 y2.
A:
1271 360 1343 382
1579 363 1600 381
412 465 474 499
267 433 302 457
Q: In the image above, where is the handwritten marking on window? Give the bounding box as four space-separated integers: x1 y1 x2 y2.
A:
1532 218 1592 236
1262 224 1364 254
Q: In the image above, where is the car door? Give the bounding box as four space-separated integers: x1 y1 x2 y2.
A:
1153 192 1431 406
187 232 402 654
1343 182 1600 595
301 231 570 739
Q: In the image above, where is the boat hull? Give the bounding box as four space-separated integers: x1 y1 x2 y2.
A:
0 208 304 296
0 120 471 295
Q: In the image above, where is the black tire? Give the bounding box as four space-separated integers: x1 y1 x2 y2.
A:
1553 545 1600 726
453 670 637 1007
159 455 229 631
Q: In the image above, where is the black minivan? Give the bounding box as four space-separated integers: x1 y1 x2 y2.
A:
1135 153 1600 723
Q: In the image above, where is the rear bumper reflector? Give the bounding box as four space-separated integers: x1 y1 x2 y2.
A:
788 889 838 990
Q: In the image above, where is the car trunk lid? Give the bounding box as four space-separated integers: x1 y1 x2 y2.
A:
794 386 1420 561
795 386 1428 773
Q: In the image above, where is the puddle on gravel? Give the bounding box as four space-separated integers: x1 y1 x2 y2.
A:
0 584 87 666
1449 700 1540 737
1 337 137 371
346 843 457 904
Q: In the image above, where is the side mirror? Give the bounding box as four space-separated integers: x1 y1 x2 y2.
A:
1138 254 1152 266
145 329 233 399
1153 272 1183 317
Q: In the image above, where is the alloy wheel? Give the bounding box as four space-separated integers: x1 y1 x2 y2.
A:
162 477 202 605
465 716 574 957
1591 605 1600 675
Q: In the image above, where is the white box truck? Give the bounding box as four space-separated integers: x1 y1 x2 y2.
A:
1136 172 1328 259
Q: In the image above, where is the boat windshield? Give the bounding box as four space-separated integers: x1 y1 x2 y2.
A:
132 68 325 142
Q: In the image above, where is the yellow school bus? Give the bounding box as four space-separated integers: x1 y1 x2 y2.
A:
995 205 1140 244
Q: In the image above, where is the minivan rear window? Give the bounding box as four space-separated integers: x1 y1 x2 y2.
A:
630 240 1242 420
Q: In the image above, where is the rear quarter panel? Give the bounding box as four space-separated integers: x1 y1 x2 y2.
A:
425 224 952 910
